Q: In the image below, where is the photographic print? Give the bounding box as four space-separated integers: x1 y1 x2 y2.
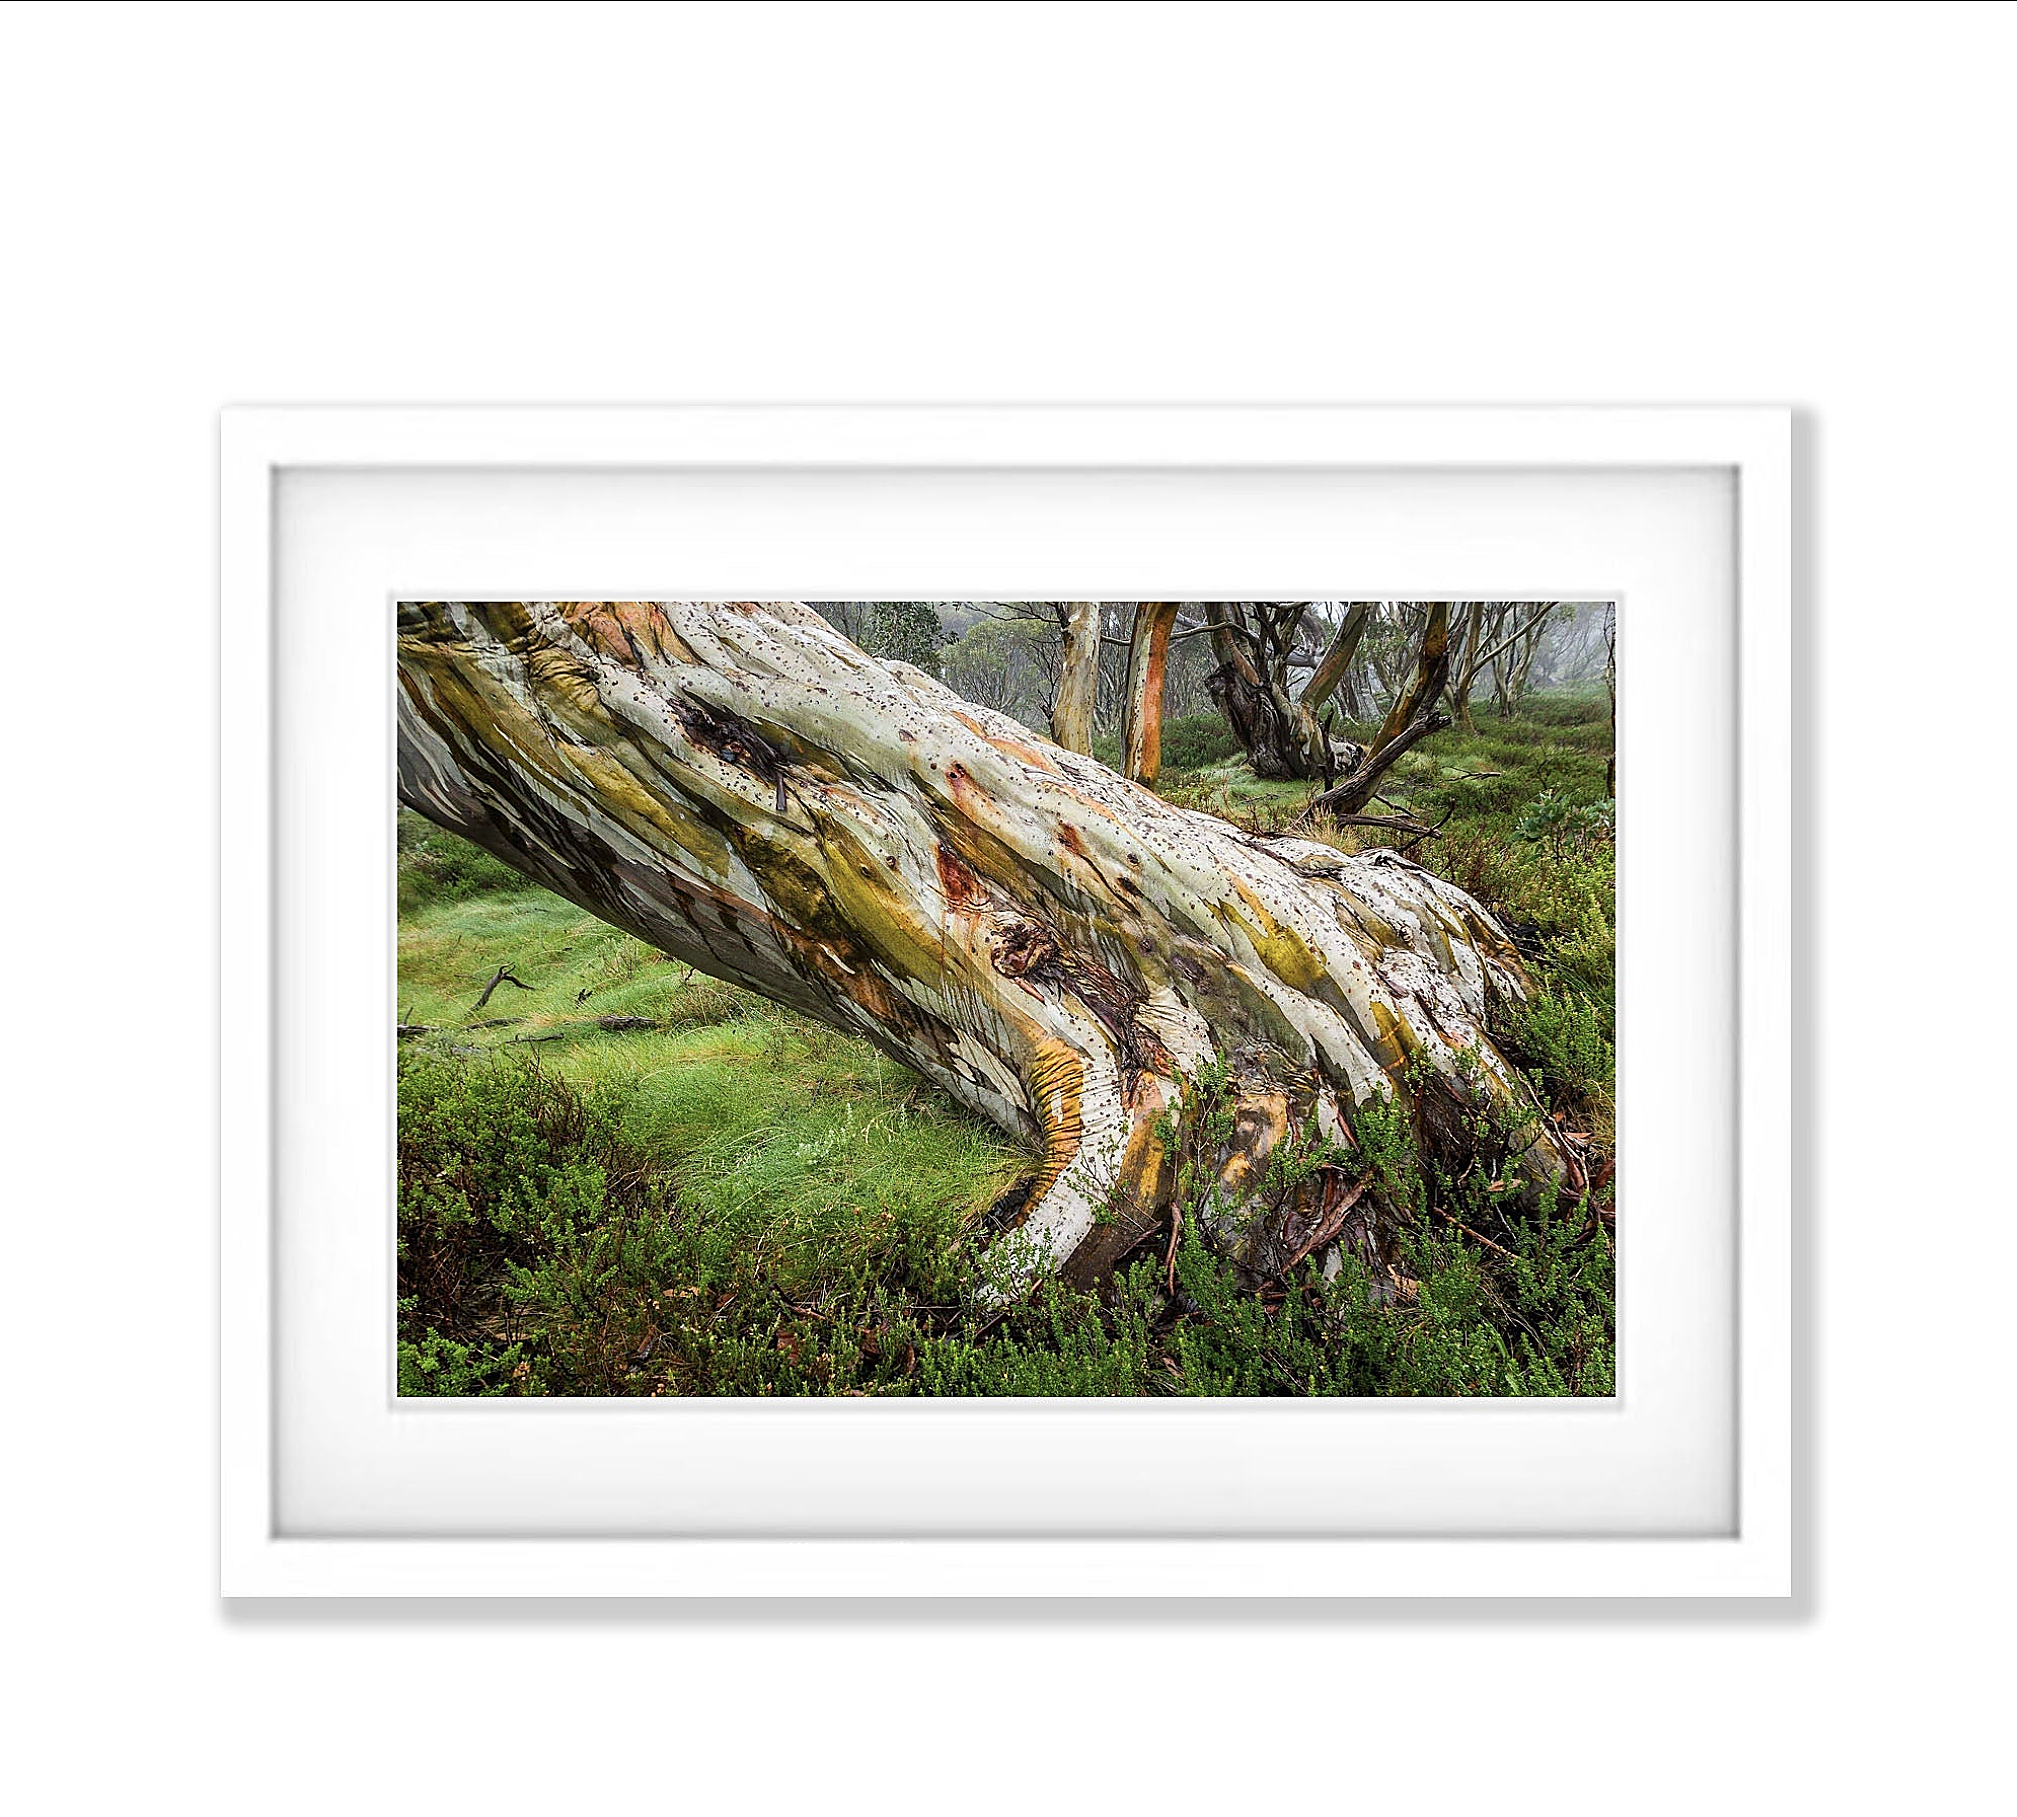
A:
395 599 1616 1397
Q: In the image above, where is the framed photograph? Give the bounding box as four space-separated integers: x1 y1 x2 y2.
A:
221 405 1790 1597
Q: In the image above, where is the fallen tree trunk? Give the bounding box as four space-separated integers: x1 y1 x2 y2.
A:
397 600 1565 1296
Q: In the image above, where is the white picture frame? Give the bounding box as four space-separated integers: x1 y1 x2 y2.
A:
221 405 1791 1599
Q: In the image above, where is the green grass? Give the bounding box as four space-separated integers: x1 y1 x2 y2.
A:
396 685 1615 1398
396 842 1029 1392
397 813 529 916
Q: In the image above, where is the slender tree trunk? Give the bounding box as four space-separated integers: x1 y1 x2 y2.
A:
1603 603 1618 798
1370 602 1452 753
1340 660 1369 722
1491 604 1551 717
1308 602 1455 818
1048 599 1099 754
398 600 1564 1295
1118 600 1180 783
1302 603 1373 720
1447 602 1486 733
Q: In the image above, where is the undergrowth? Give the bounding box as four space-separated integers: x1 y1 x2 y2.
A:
396 685 1615 1398
399 1049 1615 1397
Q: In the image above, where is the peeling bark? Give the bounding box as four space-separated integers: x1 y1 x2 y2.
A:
1203 603 1334 780
1048 600 1099 755
1119 601 1180 783
397 600 1565 1297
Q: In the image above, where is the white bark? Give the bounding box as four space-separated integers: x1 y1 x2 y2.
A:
1048 599 1099 754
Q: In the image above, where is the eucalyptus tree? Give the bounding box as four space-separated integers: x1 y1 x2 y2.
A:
1301 601 1455 817
397 599 1570 1294
1196 600 1341 780
1444 602 1558 732
952 601 1102 753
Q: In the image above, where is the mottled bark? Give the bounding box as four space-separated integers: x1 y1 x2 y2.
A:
1203 603 1333 780
1374 603 1452 753
398 600 1565 1296
1048 600 1099 755
1119 600 1180 783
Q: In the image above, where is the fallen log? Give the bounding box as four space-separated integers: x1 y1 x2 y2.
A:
397 599 1566 1295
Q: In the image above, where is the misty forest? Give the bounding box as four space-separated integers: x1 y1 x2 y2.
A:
396 598 1616 1397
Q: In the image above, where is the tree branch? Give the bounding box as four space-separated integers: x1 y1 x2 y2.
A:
471 965 532 1010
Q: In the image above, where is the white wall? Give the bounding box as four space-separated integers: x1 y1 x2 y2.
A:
1 5 2009 1813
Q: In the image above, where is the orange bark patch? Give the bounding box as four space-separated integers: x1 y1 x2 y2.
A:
951 711 1061 774
1137 638 1170 774
563 600 694 668
935 843 989 911
1021 1038 1089 1207
1217 1089 1291 1199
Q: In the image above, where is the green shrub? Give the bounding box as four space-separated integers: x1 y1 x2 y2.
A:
398 1045 1614 1397
397 810 533 913
1156 712 1243 772
1514 789 1615 859
1090 713 1239 776
398 1047 684 1394
1502 983 1615 1108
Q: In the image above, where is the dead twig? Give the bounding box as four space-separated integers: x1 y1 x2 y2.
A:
1432 1203 1517 1261
1276 1174 1371 1276
1291 806 1446 840
471 964 532 1011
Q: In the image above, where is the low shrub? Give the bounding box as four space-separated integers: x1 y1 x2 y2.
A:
1501 983 1615 1110
396 811 533 914
398 1047 684 1394
1515 788 1615 859
398 1048 1615 1398
1156 712 1242 771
